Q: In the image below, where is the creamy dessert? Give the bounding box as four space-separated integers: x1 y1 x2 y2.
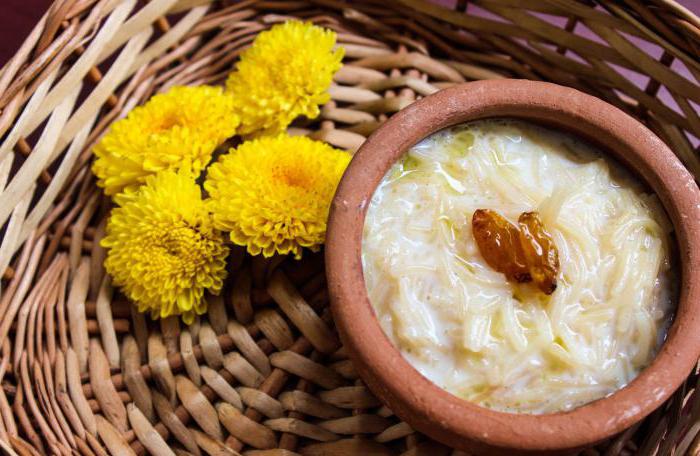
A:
361 119 675 414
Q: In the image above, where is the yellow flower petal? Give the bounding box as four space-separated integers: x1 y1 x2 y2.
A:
204 134 350 259
93 85 239 196
226 21 344 136
102 168 229 323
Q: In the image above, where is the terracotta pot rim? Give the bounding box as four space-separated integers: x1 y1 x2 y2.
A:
325 80 700 453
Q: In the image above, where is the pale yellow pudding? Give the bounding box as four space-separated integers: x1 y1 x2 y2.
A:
361 119 675 414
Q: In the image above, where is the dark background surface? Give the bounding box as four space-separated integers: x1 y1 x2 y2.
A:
1 0 52 67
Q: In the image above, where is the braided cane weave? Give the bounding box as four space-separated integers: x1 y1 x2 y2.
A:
0 0 699 454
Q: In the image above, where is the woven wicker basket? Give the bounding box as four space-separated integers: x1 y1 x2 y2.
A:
0 1 699 455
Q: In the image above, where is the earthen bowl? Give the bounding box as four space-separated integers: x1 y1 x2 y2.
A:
325 80 700 455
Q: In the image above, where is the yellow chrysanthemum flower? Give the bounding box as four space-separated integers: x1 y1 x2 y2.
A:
93 85 239 196
102 168 229 324
226 21 344 136
204 134 351 259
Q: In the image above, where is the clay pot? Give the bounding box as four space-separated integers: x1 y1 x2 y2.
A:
325 80 700 455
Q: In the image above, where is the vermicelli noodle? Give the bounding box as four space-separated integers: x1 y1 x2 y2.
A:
361 119 675 414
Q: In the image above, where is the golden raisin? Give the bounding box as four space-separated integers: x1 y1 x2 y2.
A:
472 209 531 283
518 212 559 295
472 209 560 295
